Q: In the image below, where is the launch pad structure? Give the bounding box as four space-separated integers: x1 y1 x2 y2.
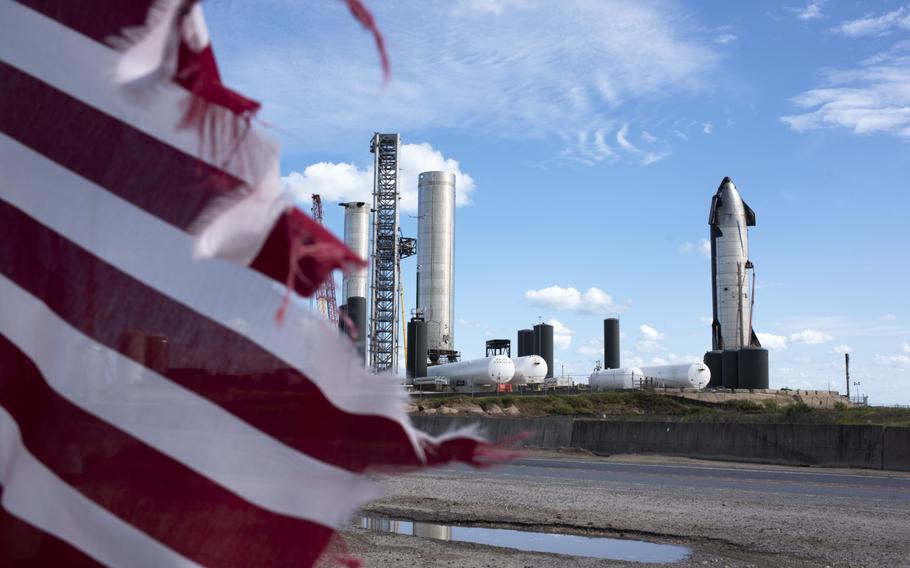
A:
368 133 401 373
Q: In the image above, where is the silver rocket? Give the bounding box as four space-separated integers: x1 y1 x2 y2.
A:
708 177 761 351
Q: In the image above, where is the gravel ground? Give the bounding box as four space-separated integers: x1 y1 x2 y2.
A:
342 453 910 568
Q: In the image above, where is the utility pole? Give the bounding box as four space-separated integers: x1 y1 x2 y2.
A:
845 353 850 400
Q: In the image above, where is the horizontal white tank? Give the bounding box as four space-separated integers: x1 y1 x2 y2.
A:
425 356 515 386
589 367 644 391
510 355 548 385
639 363 711 389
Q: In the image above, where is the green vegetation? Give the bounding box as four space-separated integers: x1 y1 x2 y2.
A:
413 392 910 427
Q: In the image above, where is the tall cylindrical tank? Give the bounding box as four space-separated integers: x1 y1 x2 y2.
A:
738 348 769 389
406 318 428 379
639 363 711 389
416 172 456 352
589 367 644 391
703 350 723 388
603 318 620 369
533 323 554 378
511 355 548 385
425 356 515 386
517 329 534 357
339 202 370 301
721 349 739 389
346 296 367 363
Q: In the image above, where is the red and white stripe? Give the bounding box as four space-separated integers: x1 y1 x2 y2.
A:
0 1 491 565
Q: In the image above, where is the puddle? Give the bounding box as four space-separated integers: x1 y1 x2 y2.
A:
360 515 690 563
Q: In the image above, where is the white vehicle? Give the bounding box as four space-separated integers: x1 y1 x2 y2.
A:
425 356 514 387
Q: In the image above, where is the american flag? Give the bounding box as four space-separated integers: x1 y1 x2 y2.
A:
0 1 492 565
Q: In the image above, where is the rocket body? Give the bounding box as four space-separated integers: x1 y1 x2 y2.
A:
709 177 760 351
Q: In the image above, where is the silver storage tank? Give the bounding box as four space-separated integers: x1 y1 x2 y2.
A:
416 171 456 352
340 202 370 301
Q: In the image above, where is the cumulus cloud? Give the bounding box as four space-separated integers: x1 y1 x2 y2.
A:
524 285 628 315
874 354 910 369
577 338 604 357
678 238 711 258
547 318 575 350
781 42 910 139
282 143 476 214
833 344 853 354
757 333 788 350
703 122 714 134
834 7 910 37
791 1 824 21
789 329 833 344
902 342 910 353
636 324 665 353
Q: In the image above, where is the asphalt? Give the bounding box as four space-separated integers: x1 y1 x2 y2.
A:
473 457 910 502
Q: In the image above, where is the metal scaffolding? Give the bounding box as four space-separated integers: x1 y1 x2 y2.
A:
368 133 401 372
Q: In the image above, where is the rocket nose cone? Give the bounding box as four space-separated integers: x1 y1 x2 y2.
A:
722 176 732 184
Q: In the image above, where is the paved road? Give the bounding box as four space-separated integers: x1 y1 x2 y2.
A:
454 457 910 503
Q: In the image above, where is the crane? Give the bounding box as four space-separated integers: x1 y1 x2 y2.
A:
310 194 339 324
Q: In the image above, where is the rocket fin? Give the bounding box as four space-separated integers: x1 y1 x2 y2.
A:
708 194 721 225
742 200 756 226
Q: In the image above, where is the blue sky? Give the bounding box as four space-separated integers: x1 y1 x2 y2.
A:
204 1 910 404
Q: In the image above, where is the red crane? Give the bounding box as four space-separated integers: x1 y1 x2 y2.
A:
310 194 339 324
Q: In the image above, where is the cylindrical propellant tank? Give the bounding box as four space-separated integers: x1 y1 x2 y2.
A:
425 356 515 386
721 349 739 388
603 318 620 369
589 367 644 391
738 348 769 389
510 355 548 385
339 202 369 301
703 350 723 388
406 318 428 379
533 323 554 378
346 296 367 362
517 329 534 357
416 172 456 352
639 363 711 389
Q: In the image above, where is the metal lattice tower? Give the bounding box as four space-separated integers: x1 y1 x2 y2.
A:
310 194 339 324
369 133 401 372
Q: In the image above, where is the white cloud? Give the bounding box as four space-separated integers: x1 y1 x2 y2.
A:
757 333 788 350
703 122 713 134
835 7 910 37
901 342 910 353
636 324 665 353
789 329 833 344
698 238 712 257
678 242 694 254
781 43 910 139
559 129 617 166
577 338 604 357
547 318 575 350
791 1 824 21
642 151 669 165
881 313 898 321
640 324 665 341
874 354 910 369
833 344 853 354
715 34 737 45
282 142 475 213
616 124 639 152
524 285 628 315
218 2 718 155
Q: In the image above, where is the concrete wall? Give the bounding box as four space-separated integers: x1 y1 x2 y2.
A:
412 416 910 471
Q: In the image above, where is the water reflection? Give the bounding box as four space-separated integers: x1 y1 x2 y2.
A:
360 515 690 563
